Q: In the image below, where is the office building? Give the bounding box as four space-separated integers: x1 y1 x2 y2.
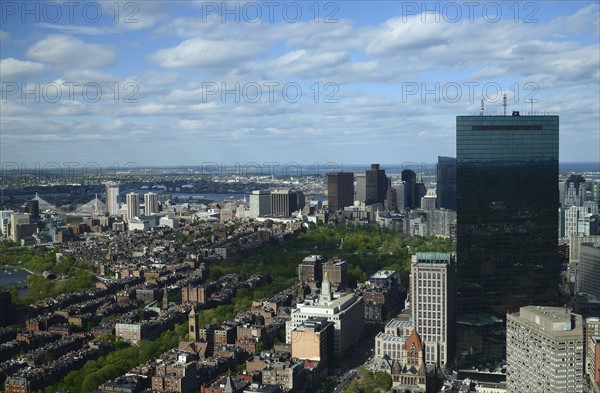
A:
565 202 599 239
22 200 40 220
286 274 364 356
322 257 348 291
401 170 417 209
436 156 457 210
10 212 31 243
126 193 140 222
570 235 600 267
365 164 387 206
410 252 455 367
298 255 323 286
355 173 366 204
456 114 559 367
249 190 271 218
420 189 437 211
271 189 303 216
506 306 584 393
327 172 354 211
564 174 586 207
105 182 120 216
290 317 334 377
577 243 600 298
144 192 159 215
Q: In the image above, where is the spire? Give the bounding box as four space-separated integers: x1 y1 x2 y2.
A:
162 286 169 310
320 271 332 303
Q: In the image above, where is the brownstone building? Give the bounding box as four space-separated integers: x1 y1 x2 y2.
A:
152 360 198 393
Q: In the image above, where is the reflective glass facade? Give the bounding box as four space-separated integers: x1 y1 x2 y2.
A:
455 115 560 368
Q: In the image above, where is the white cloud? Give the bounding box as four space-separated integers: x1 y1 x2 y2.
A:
149 38 268 70
0 58 45 80
26 35 117 68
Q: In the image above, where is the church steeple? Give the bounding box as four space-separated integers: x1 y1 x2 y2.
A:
162 285 169 311
189 306 198 341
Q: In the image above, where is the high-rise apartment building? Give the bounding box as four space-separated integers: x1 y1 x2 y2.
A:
365 164 387 206
126 192 140 222
144 192 159 216
327 172 354 212
456 114 559 367
506 306 584 393
436 156 457 210
105 182 120 216
410 252 455 367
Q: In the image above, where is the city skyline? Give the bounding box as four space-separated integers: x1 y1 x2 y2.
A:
1 1 599 166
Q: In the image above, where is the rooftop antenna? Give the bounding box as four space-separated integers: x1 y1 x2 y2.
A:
528 98 535 115
480 99 484 116
503 93 507 116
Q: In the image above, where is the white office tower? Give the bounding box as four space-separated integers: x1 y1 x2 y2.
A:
126 192 140 222
144 192 159 215
410 252 455 367
507 306 584 393
105 182 120 216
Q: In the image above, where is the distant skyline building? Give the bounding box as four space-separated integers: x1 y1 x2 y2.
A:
456 114 560 367
355 173 366 204
249 190 271 218
105 182 120 216
401 170 417 209
420 189 437 211
563 174 586 207
126 192 140 222
506 306 584 393
144 192 159 216
565 202 599 239
271 189 304 216
410 252 455 367
436 156 457 210
327 172 354 212
365 164 387 206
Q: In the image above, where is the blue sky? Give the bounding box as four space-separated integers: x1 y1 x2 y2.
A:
1 0 599 167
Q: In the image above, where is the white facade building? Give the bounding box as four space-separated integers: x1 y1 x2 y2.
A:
286 275 364 356
410 252 455 367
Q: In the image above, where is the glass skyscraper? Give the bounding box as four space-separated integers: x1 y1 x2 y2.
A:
455 114 560 368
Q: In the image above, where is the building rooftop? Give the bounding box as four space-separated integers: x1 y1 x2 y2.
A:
414 252 453 263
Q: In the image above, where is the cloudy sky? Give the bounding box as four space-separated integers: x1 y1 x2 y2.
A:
1 1 599 167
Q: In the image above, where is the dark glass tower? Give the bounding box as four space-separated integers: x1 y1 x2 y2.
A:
365 164 387 206
401 169 417 208
327 172 354 211
455 114 559 368
437 156 457 210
